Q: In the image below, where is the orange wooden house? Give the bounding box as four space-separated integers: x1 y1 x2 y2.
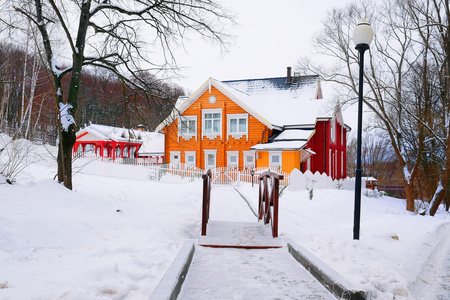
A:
156 68 350 179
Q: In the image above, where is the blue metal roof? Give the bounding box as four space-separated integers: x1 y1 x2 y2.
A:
222 75 319 94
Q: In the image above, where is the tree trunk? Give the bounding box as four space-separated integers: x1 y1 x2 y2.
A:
405 182 415 212
57 0 91 189
429 167 450 216
57 123 76 189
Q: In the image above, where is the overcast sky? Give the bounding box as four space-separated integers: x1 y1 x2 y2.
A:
171 0 345 92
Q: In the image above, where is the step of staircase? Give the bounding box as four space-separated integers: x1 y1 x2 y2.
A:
198 220 284 249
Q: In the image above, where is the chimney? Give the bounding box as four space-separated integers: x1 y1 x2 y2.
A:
286 66 292 83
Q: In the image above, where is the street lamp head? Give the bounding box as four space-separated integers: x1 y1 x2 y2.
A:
352 17 373 47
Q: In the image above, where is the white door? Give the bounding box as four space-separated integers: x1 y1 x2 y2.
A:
170 151 180 167
205 151 216 170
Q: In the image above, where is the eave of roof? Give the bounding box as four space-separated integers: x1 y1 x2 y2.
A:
250 140 308 151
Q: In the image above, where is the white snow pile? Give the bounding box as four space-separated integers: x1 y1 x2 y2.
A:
0 134 449 299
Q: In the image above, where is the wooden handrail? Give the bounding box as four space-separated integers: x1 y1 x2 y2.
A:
201 169 212 235
258 171 283 238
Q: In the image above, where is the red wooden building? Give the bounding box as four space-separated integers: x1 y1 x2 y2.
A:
73 123 164 163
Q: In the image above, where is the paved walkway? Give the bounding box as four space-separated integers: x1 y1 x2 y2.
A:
179 186 336 299
178 246 335 299
412 222 450 299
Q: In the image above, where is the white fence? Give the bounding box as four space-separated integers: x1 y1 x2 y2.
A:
73 157 357 190
288 169 356 191
209 166 290 186
73 158 203 184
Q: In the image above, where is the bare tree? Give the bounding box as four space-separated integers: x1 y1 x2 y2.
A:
403 0 450 215
3 0 234 189
298 0 436 212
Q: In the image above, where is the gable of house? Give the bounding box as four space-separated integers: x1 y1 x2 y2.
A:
160 82 271 170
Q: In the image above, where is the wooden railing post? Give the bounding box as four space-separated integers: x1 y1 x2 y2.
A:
201 169 212 236
258 171 283 238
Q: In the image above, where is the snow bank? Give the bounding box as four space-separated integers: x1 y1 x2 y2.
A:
237 184 450 299
0 148 203 299
0 137 449 299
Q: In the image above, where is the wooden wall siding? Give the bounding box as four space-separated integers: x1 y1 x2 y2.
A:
307 121 326 175
304 119 347 179
163 86 270 170
254 151 300 174
282 151 300 174
257 151 269 169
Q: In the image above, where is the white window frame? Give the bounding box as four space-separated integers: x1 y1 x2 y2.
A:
307 157 311 172
202 109 222 140
204 149 217 170
185 151 196 166
227 151 239 168
329 149 332 176
269 151 282 168
170 151 181 167
330 118 336 143
341 151 344 177
178 115 197 141
335 149 338 179
341 125 344 146
227 113 248 141
243 150 255 169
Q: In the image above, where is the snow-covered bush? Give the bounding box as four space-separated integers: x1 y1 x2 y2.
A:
364 187 383 198
0 134 37 183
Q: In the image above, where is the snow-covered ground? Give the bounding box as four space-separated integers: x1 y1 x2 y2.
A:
0 135 449 299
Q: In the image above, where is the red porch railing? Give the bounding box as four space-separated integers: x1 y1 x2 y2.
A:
258 171 283 238
201 169 212 236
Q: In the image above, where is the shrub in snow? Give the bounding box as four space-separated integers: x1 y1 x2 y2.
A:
306 179 315 200
335 179 344 190
364 188 382 198
0 134 38 182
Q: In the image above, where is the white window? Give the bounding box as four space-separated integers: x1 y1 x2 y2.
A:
243 151 255 169
335 149 338 178
341 151 344 177
178 115 197 141
202 109 222 139
185 151 196 166
329 149 332 176
341 126 344 146
227 114 248 140
170 151 181 167
307 157 311 172
227 151 239 168
330 118 336 143
204 149 217 170
269 151 282 168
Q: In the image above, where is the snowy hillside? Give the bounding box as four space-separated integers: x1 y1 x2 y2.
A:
0 135 449 299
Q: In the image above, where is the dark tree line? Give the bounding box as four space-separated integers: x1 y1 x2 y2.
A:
0 42 184 142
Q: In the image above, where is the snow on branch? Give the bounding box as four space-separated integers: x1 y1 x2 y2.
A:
59 103 76 131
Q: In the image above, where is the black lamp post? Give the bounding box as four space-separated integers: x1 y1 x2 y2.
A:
352 18 373 240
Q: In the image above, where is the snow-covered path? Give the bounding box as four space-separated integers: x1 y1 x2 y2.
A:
208 186 256 222
411 223 450 299
178 246 335 299
179 186 335 299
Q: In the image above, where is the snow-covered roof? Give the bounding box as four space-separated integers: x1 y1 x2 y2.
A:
272 129 315 141
76 123 145 143
156 75 336 132
137 133 164 156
